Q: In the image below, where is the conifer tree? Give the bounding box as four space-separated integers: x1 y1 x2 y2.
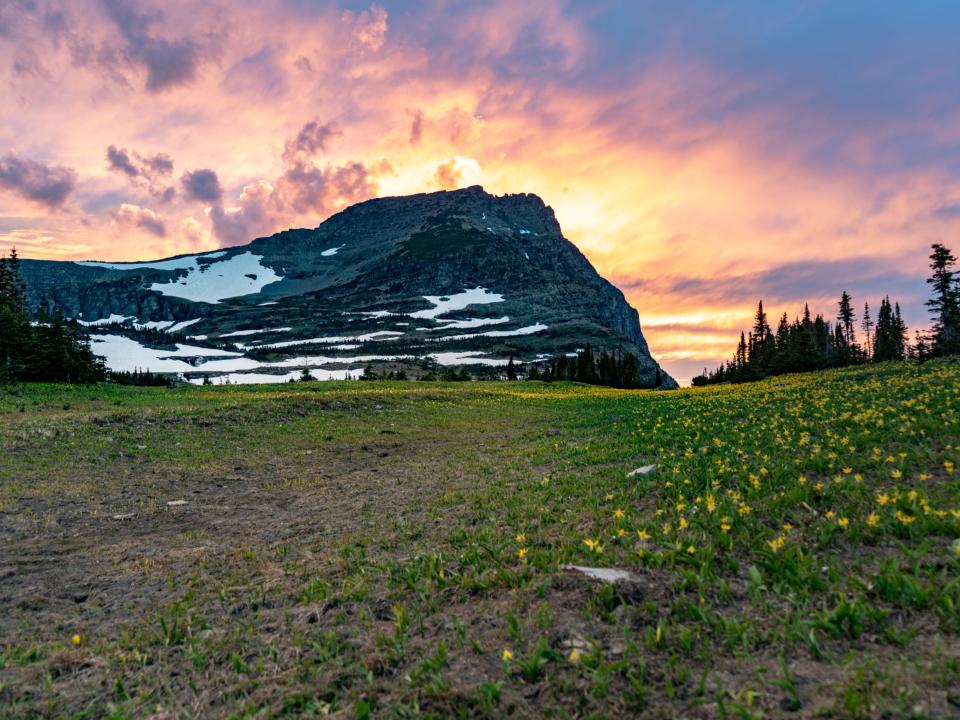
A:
861 301 873 359
926 243 960 356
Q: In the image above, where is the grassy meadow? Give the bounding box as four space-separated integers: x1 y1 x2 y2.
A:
1 361 959 718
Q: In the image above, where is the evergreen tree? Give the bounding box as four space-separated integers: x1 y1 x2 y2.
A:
861 301 873 359
926 243 960 356
506 355 517 381
837 290 856 347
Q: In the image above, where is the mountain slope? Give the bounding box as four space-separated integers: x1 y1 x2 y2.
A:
20 186 675 387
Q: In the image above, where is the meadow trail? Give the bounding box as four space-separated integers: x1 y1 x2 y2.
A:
1 363 959 718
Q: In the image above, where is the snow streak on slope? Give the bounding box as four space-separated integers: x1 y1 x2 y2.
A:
76 251 226 272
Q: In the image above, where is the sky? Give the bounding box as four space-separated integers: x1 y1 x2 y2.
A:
1 0 959 382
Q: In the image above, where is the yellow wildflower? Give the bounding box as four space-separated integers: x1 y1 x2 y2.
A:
71 634 81 646
502 649 513 661
866 513 880 527
613 509 625 520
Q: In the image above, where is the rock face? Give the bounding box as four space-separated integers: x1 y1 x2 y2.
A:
20 186 675 387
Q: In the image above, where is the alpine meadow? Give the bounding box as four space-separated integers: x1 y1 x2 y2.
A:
3 2 960 719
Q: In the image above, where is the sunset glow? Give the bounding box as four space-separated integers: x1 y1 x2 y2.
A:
2 1 958 381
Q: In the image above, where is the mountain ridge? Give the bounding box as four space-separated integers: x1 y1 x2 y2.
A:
19 186 676 387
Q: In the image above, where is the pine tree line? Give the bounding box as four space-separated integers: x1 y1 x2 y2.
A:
693 243 958 386
0 249 106 384
528 345 662 388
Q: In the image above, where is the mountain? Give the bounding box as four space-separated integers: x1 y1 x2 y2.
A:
19 186 676 387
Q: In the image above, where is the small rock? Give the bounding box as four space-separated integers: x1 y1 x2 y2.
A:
167 500 188 507
561 634 592 651
112 513 136 520
136 444 147 450
562 565 639 583
627 464 656 477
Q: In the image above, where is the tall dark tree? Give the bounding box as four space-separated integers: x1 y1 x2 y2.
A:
861 301 873 360
837 291 856 347
506 355 517 381
926 243 960 356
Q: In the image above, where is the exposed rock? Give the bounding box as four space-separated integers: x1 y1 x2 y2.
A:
627 464 657 477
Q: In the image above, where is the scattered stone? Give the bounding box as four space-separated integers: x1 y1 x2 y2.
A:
562 565 646 605
561 634 592 652
627 464 656 477
112 513 136 520
561 565 639 583
167 500 188 507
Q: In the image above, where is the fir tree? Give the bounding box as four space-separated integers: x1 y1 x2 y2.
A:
926 243 960 356
861 301 873 359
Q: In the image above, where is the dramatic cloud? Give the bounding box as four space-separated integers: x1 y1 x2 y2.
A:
0 153 77 208
112 202 166 237
181 169 223 204
282 120 341 164
100 0 201 92
106 145 174 200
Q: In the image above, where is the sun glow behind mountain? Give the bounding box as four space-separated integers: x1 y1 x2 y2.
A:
1 1 958 381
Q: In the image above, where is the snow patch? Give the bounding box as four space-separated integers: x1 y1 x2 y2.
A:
428 352 511 367
89 334 248 373
148 252 282 304
410 287 504 320
321 245 345 257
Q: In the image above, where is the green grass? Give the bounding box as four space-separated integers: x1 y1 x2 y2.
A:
1 361 959 718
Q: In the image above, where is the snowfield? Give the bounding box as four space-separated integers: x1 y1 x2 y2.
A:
89 334 412 378
148 252 282 304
